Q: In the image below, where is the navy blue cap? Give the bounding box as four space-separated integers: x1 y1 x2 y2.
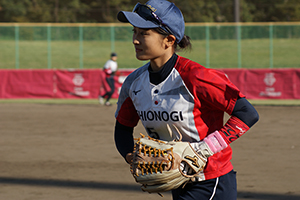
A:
117 0 185 43
111 52 117 57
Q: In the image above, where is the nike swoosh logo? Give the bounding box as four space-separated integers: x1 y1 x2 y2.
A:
133 90 141 95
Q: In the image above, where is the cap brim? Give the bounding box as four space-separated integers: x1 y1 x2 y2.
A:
117 11 159 29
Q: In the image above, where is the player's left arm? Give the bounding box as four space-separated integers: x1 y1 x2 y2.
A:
192 97 259 157
213 97 259 146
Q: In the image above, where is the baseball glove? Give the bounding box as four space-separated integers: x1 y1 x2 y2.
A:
130 128 207 194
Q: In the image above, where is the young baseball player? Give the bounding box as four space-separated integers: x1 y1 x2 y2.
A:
99 52 118 106
114 0 259 199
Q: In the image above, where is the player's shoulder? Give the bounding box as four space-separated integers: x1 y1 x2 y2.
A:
176 56 207 76
176 56 205 72
126 63 149 81
104 59 112 68
176 56 227 81
107 59 117 65
121 63 149 89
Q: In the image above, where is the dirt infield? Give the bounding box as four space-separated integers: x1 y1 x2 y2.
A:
0 102 299 200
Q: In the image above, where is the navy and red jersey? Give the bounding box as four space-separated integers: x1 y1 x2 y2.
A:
115 55 245 180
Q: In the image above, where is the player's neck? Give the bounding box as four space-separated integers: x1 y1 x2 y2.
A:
150 52 174 72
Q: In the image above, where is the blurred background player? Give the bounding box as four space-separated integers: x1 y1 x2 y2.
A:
99 52 118 106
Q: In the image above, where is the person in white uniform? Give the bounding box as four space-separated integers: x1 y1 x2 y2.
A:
99 52 118 106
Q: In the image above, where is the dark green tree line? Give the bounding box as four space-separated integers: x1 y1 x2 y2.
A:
0 0 299 22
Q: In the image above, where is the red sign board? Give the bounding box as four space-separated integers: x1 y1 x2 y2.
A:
1 68 300 99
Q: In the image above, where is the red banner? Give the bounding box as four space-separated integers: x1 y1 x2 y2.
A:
0 69 54 98
222 69 300 99
1 68 300 100
55 69 101 98
244 69 295 99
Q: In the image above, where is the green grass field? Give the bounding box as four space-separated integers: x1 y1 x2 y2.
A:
0 38 299 69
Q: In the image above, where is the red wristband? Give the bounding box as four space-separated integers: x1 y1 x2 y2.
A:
219 116 250 144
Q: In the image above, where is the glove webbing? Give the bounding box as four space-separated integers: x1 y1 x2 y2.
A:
131 134 175 176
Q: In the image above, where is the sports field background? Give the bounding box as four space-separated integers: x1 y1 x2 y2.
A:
1 21 300 199
1 39 299 69
0 22 300 69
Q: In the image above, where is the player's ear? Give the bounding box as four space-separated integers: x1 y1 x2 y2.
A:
164 35 176 49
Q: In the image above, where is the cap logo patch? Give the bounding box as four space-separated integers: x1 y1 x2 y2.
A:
145 3 157 12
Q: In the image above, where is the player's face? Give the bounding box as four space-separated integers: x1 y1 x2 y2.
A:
132 27 169 66
111 56 117 61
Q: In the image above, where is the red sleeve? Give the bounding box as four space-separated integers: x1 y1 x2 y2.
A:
116 97 140 127
176 57 244 115
197 68 244 113
187 65 244 114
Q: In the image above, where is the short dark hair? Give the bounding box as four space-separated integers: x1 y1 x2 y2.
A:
111 52 117 57
154 28 192 52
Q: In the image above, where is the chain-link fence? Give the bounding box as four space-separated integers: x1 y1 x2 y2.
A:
0 22 299 69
